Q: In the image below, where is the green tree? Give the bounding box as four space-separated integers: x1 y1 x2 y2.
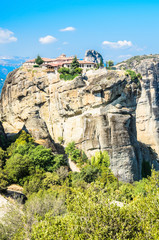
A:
65 142 87 165
35 55 44 65
99 59 104 67
108 60 114 68
0 169 8 191
58 67 70 75
0 147 7 169
71 56 80 69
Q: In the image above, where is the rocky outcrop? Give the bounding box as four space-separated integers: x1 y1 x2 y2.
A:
84 50 103 64
117 55 159 157
0 66 158 182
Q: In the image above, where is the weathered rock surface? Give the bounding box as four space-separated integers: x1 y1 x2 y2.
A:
0 66 158 182
117 55 159 156
84 50 103 64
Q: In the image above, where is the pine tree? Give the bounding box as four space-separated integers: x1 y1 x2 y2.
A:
99 59 104 67
35 55 44 65
108 60 114 68
71 56 80 69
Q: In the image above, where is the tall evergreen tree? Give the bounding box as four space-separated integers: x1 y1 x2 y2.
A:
99 59 104 67
71 56 80 69
35 55 44 65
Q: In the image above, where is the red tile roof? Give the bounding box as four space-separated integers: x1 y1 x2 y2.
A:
63 60 95 65
26 57 55 63
44 62 63 67
25 55 95 66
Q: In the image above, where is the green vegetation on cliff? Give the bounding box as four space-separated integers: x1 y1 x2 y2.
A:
0 131 67 193
58 57 82 80
0 132 159 240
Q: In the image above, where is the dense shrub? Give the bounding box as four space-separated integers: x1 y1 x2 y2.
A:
59 73 79 81
33 65 39 67
1 130 159 239
0 169 8 192
58 67 70 74
0 147 7 168
58 57 82 80
4 131 67 186
65 142 87 165
30 174 159 240
80 165 100 183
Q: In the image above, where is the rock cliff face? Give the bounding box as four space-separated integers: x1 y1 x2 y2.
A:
0 66 158 182
117 55 159 156
84 50 103 64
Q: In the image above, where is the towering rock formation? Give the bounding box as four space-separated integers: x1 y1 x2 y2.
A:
117 55 159 157
0 66 158 182
84 50 103 64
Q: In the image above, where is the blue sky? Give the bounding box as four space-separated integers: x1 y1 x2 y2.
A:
0 0 159 62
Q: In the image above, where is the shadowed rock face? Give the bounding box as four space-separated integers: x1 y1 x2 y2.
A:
117 55 159 156
0 121 7 149
0 66 158 182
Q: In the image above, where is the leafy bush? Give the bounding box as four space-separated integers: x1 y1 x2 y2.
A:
1 129 159 239
58 57 82 81
33 65 39 68
30 176 159 240
60 73 79 81
0 147 7 168
137 73 142 79
73 67 82 74
125 69 141 82
125 69 138 81
4 131 67 186
23 170 45 195
65 142 87 165
91 151 110 167
0 169 8 192
80 165 100 183
58 67 70 74
58 136 64 144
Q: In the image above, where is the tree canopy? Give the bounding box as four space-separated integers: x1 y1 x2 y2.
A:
71 56 80 69
35 55 44 65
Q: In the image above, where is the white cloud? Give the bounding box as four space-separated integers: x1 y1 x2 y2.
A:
39 35 57 44
0 28 17 44
60 27 76 32
62 41 69 45
102 40 133 49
